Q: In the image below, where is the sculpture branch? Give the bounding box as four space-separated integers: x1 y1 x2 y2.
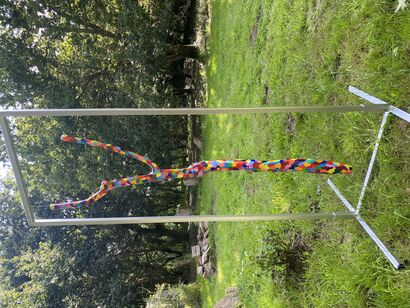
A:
51 136 352 210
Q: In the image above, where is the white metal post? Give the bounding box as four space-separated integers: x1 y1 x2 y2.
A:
33 212 355 226
356 112 390 213
348 86 410 122
0 105 388 117
0 117 35 225
328 179 404 270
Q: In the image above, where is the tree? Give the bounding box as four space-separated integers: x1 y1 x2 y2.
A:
0 0 195 305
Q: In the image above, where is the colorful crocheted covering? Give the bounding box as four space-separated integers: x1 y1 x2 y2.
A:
50 135 352 210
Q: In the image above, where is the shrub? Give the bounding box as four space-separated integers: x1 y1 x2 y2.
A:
254 229 311 281
146 283 201 308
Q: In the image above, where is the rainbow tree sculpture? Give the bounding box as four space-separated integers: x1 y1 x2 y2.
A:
51 135 352 209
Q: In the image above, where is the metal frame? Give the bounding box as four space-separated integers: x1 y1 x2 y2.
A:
0 86 408 269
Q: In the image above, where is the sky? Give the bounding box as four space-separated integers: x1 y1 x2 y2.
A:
1 164 10 178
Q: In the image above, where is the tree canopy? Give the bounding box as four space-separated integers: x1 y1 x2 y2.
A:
0 0 196 305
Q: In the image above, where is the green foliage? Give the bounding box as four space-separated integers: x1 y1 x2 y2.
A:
0 0 171 109
146 283 201 308
0 0 197 306
0 242 72 307
253 228 310 281
0 179 192 306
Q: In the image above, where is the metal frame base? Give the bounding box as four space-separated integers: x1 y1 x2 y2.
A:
326 86 409 269
328 179 404 270
1 86 409 269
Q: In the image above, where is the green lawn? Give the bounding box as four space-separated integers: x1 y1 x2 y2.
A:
197 1 410 307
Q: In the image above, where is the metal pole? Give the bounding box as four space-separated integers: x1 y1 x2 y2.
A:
0 105 389 117
348 86 388 105
356 112 390 213
327 179 356 213
389 106 410 123
356 216 404 270
33 211 355 226
328 179 404 269
349 86 410 122
0 117 35 225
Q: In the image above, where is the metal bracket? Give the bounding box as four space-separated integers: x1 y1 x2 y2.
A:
323 86 409 270
328 179 404 270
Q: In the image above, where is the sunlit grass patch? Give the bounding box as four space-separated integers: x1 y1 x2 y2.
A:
198 0 410 306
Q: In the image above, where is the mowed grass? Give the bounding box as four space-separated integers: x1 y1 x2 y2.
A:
197 0 410 307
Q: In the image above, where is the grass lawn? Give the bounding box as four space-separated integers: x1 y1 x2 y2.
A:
196 0 410 307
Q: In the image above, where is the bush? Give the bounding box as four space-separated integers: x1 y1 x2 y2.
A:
146 283 201 308
254 229 311 281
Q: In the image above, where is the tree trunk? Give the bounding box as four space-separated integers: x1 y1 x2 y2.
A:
166 44 200 63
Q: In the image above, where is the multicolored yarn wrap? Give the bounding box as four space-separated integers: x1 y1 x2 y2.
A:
50 135 352 210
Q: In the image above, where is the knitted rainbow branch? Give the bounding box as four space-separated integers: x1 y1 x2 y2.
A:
50 135 352 210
